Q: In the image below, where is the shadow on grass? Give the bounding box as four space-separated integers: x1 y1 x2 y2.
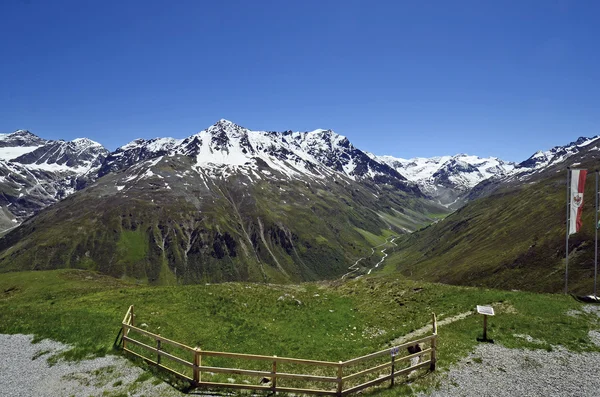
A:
113 326 123 351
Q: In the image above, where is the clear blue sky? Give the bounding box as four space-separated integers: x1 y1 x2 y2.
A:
1 0 598 162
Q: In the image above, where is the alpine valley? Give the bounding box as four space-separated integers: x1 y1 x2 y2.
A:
0 120 446 284
0 120 598 293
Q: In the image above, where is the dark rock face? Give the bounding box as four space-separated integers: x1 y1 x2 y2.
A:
13 140 107 169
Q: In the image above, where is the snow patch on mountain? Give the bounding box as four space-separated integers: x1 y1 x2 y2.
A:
0 145 44 161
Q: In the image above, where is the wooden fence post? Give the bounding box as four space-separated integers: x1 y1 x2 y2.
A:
272 356 277 394
390 354 395 387
122 322 127 350
337 361 343 397
122 305 132 350
193 347 201 383
430 312 437 371
156 338 161 365
131 305 135 327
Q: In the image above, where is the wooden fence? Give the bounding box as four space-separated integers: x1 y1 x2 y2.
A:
121 305 438 396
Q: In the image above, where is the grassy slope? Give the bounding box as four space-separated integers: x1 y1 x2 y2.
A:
1 269 598 394
386 163 600 294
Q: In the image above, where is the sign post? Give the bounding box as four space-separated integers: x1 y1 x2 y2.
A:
476 305 495 341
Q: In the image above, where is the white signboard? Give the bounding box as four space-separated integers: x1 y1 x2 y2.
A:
476 305 495 316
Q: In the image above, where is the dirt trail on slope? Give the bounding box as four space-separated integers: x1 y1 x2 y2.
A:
391 311 474 345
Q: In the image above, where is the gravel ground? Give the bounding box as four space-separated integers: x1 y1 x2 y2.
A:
0 334 182 397
422 343 600 397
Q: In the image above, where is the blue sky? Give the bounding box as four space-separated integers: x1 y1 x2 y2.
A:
1 0 598 162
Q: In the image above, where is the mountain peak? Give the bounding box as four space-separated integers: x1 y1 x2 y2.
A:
213 119 243 129
8 130 39 139
12 129 33 134
71 137 103 148
0 129 46 146
204 119 246 135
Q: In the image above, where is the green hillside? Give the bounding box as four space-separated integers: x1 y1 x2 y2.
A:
386 158 600 294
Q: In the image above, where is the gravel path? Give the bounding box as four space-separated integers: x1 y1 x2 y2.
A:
0 334 182 397
392 311 474 345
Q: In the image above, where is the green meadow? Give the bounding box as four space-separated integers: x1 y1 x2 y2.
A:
1 269 599 395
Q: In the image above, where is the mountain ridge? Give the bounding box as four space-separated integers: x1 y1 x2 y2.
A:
2 121 599 288
0 120 446 284
2 121 597 237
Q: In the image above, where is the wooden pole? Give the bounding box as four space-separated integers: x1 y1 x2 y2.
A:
272 356 277 394
483 315 488 341
122 305 132 350
157 339 161 365
122 322 127 350
337 361 343 397
193 347 201 383
430 313 437 371
390 354 395 387
131 305 135 327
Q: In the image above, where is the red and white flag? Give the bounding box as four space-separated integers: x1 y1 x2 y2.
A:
569 169 587 235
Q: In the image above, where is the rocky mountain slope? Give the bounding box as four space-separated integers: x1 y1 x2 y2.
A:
0 130 108 232
388 135 600 294
0 121 446 284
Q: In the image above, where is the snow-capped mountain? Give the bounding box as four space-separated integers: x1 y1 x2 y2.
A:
3 119 598 284
464 135 600 201
0 121 422 235
370 153 515 208
0 130 108 232
0 120 444 284
0 130 46 157
513 136 600 177
373 134 600 208
100 119 412 190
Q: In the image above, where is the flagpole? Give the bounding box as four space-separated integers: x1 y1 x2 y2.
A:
595 170 598 299
565 167 571 294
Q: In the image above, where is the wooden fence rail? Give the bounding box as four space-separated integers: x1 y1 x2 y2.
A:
121 306 438 396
